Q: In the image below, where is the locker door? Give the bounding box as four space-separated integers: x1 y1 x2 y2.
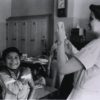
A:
29 19 38 56
35 18 42 56
29 16 53 57
40 16 49 54
17 21 22 52
6 21 13 47
11 21 18 48
18 21 27 54
26 20 31 56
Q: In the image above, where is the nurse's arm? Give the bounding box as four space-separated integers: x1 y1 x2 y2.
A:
57 41 84 75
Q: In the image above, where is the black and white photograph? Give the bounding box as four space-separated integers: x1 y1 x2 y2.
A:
0 0 100 100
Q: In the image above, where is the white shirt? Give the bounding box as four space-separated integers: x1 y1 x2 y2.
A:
67 38 100 100
0 67 32 100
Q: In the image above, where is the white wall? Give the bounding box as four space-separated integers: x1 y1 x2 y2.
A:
0 0 11 22
72 0 100 40
74 0 100 19
0 0 11 53
53 0 74 41
73 0 100 26
67 0 74 17
11 0 53 16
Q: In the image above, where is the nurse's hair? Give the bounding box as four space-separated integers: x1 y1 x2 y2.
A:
89 4 100 20
2 47 22 61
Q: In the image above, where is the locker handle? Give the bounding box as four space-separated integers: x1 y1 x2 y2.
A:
21 38 25 41
6 23 8 26
12 38 16 40
6 37 8 40
30 39 35 42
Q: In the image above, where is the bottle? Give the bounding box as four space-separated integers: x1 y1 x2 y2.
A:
76 24 80 29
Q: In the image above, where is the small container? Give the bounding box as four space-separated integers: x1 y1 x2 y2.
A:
21 53 28 60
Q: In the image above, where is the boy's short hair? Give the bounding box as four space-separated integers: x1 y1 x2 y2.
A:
2 47 22 61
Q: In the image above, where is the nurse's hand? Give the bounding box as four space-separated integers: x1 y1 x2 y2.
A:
64 40 73 58
57 21 66 43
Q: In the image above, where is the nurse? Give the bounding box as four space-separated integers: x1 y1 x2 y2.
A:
57 4 100 100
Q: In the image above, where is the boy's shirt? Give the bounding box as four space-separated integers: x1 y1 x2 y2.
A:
0 67 33 100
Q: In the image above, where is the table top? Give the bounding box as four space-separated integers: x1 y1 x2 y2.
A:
21 57 48 65
33 86 57 99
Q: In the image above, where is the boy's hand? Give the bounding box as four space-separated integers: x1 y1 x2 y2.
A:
35 77 46 86
4 90 16 99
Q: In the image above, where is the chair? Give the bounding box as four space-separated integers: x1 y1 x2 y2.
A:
46 47 58 88
47 54 53 76
58 73 74 99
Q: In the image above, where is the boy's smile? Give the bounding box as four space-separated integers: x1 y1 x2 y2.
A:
6 52 20 69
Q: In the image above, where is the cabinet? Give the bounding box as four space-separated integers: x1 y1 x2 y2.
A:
6 15 53 56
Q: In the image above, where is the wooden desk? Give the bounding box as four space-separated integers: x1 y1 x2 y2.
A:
33 86 57 99
21 60 48 80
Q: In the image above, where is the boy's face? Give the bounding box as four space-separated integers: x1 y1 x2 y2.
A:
5 52 20 69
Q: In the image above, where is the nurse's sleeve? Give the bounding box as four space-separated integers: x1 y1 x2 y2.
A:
69 41 79 54
74 39 100 69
